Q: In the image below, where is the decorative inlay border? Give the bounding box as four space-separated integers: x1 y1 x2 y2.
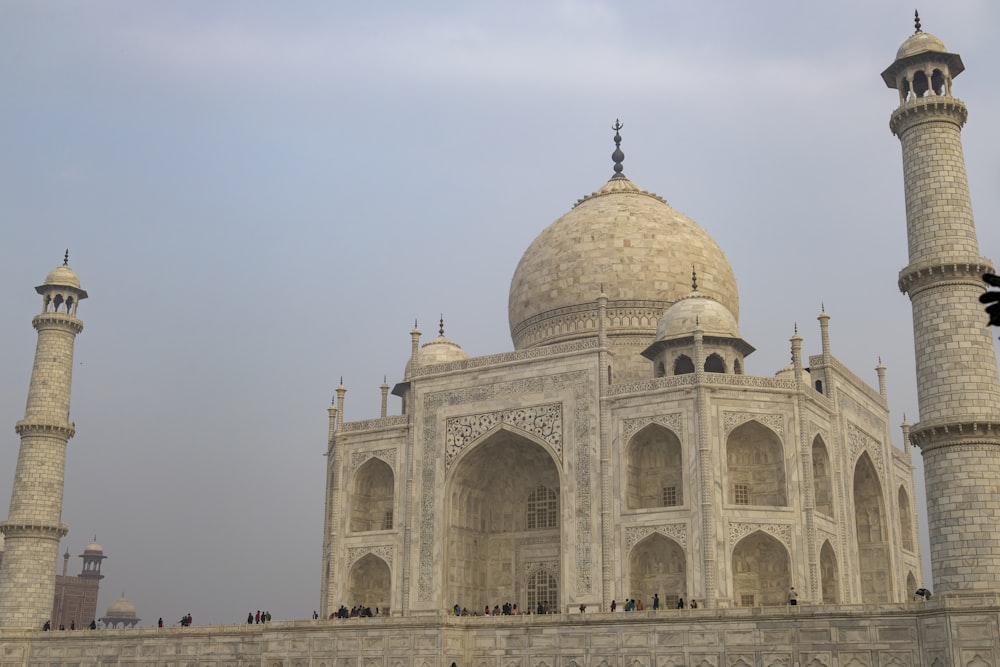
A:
340 415 407 433
349 448 397 473
418 371 592 600
723 411 784 437
622 414 683 444
346 545 394 567
728 522 792 549
446 404 562 469
525 560 559 579
847 422 884 477
409 339 598 378
625 523 688 550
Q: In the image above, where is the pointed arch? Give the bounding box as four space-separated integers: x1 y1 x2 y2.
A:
446 429 561 611
704 353 726 373
906 571 917 598
898 486 914 552
727 421 787 506
812 435 833 516
674 355 694 375
346 553 391 612
820 540 839 603
854 452 890 603
626 423 683 509
628 533 686 606
350 458 395 532
731 531 790 606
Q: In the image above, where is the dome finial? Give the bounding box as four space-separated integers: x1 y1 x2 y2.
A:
691 265 698 291
914 9 921 33
611 119 625 178
439 314 445 336
63 249 69 266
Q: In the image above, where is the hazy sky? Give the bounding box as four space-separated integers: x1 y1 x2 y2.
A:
1 2 998 626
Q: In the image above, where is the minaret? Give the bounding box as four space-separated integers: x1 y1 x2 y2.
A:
883 15 1000 595
0 255 87 627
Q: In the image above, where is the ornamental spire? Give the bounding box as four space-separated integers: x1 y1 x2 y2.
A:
611 119 625 178
914 9 921 33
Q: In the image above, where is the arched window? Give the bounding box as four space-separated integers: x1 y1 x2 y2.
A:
913 70 929 97
526 568 557 613
704 353 726 373
931 69 945 95
527 486 558 529
814 379 823 394
655 362 666 378
733 358 743 375
674 355 694 375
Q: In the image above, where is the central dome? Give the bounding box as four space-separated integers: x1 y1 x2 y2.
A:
508 174 738 350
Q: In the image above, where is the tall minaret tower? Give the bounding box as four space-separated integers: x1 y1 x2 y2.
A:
883 15 1000 595
0 254 87 628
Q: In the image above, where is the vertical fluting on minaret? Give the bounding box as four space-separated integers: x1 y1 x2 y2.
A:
0 257 87 628
883 20 1000 595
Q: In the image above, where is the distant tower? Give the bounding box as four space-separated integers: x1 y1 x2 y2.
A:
0 255 87 628
883 17 1000 595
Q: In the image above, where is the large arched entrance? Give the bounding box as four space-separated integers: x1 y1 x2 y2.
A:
731 531 790 606
346 553 391 612
854 452 890 602
446 428 561 613
628 533 686 608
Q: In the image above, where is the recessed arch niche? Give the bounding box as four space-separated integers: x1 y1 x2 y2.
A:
854 452 890 603
898 486 914 552
731 531 790 606
350 458 395 532
626 424 682 509
628 533 686 606
726 421 787 507
346 553 391 612
812 436 833 517
820 540 839 603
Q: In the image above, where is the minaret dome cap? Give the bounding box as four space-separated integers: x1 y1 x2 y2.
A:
43 264 82 289
895 30 947 60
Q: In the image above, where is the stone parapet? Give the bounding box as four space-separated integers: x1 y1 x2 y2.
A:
0 603 996 666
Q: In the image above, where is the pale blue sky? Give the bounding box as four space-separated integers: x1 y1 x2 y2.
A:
1 2 998 624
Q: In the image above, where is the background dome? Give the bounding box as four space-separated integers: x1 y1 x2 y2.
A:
416 335 468 367
508 176 738 349
107 595 136 616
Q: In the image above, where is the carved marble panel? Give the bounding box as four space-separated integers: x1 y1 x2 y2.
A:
350 448 397 473
445 404 562 469
622 413 683 444
347 545 394 567
728 522 792 549
847 422 884 477
625 523 688 550
724 411 784 437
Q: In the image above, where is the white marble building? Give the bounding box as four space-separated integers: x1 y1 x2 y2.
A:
321 125 923 618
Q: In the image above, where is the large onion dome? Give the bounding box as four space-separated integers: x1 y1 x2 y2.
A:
508 123 738 350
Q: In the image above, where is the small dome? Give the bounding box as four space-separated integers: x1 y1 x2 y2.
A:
655 291 739 341
416 335 469 367
84 540 103 554
775 363 811 383
896 30 947 60
106 595 136 617
43 264 81 289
